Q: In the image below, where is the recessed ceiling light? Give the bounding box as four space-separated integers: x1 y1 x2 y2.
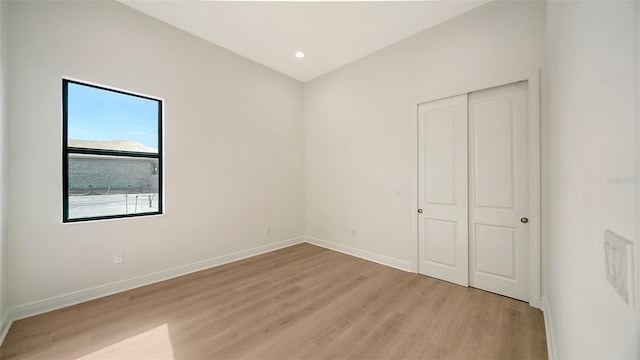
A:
295 51 305 58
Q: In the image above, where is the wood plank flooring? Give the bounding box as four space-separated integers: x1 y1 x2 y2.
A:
0 243 547 359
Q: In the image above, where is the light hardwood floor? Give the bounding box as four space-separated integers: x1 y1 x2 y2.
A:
0 243 547 359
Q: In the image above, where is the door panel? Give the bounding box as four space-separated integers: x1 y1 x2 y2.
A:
423 107 456 205
473 98 514 209
423 219 457 267
474 223 517 280
469 82 529 301
418 94 468 286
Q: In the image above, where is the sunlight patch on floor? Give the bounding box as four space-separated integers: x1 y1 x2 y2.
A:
75 324 174 360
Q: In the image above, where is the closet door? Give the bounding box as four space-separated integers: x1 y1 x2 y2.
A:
417 94 468 286
468 82 529 301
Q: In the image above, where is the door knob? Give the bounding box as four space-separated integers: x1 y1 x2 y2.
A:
417 209 423 214
520 217 529 224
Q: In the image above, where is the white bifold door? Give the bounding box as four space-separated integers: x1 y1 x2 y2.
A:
418 82 530 302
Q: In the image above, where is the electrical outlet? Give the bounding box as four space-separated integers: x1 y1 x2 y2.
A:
114 252 124 264
604 229 635 308
351 229 356 236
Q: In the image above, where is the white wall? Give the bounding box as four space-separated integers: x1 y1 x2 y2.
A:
6 0 639 357
7 1 304 309
304 1 544 266
546 1 638 358
0 0 9 328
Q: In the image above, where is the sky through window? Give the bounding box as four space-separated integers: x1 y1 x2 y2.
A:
67 83 160 149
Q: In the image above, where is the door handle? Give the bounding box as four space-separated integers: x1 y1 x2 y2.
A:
417 209 423 214
520 217 529 224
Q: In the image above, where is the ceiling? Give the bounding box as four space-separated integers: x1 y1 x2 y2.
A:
119 1 490 82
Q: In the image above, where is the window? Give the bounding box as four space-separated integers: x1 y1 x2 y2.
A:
63 79 163 222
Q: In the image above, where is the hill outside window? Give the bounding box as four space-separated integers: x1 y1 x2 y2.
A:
62 79 163 222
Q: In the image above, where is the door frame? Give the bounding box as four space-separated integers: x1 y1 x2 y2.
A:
410 69 541 309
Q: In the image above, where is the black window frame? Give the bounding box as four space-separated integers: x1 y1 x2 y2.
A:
62 79 163 223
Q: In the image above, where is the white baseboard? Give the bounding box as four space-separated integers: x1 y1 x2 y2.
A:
0 311 11 345
305 236 412 272
8 236 305 322
540 297 558 360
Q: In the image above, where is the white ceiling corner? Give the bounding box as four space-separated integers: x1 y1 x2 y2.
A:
118 1 490 82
